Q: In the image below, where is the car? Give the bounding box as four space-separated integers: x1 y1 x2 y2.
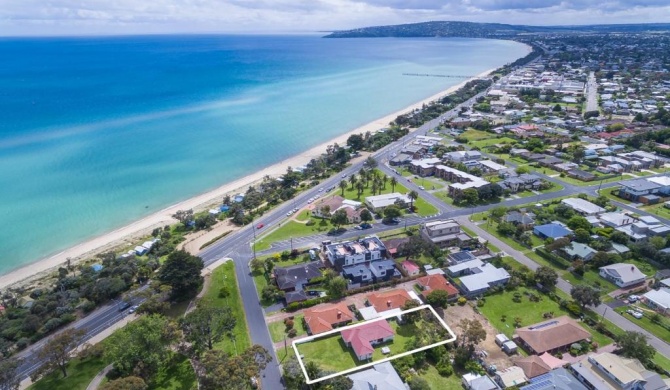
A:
626 309 643 319
318 188 324 192
628 295 640 302
286 211 293 216
129 305 139 314
419 186 425 190
256 223 264 229
342 174 347 178
293 208 298 213
360 223 373 229
117 301 131 312
354 226 362 230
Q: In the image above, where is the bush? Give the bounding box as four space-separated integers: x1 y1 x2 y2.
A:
457 297 467 306
284 319 294 330
79 299 96 313
436 360 454 377
287 329 298 338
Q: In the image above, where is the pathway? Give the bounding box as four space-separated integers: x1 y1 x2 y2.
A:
86 364 113 390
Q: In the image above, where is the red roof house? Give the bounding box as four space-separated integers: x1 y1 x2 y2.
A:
367 289 413 313
416 274 459 300
401 260 421 276
303 302 354 335
341 319 395 361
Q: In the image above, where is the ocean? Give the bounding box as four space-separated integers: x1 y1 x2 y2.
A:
0 35 528 275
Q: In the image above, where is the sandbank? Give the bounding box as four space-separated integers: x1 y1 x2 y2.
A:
0 68 496 289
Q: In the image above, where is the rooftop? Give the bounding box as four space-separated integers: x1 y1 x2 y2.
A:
515 316 591 354
367 289 413 313
303 302 354 335
341 319 394 358
561 198 606 215
599 263 646 284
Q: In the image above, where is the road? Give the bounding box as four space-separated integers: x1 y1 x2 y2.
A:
584 71 598 114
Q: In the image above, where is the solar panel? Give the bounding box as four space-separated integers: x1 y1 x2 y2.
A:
528 320 558 330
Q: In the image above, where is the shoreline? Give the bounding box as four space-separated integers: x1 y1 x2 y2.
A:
0 67 497 289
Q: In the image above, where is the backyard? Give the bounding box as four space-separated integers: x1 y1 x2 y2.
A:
269 314 307 343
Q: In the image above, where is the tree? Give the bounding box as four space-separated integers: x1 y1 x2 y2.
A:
326 276 347 299
515 166 530 174
0 357 21 390
461 188 479 205
355 181 365 198
407 190 419 212
570 285 601 309
408 376 431 390
338 180 347 196
383 205 402 220
401 299 422 324
364 156 378 169
157 250 204 301
172 209 194 227
567 216 592 232
617 331 655 365
488 206 507 224
35 328 85 379
181 303 236 355
649 236 666 251
197 345 272 390
105 315 180 380
534 266 558 290
359 208 373 223
399 235 428 259
574 228 591 243
390 176 398 192
346 134 365 150
610 231 629 245
426 290 450 308
459 318 486 346
250 257 265 274
545 237 571 252
348 174 357 190
330 209 349 228
100 377 147 390
261 285 283 302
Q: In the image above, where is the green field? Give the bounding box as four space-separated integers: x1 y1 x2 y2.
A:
149 354 197 390
418 363 464 390
269 315 307 342
641 203 670 221
204 261 251 355
28 356 108 390
616 308 670 344
459 129 494 141
470 136 518 149
255 219 334 251
562 270 618 294
478 287 614 347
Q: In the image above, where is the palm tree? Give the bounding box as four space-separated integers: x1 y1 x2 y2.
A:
339 180 347 196
382 175 389 190
408 190 419 211
349 174 357 190
371 181 379 196
390 176 398 192
356 181 365 199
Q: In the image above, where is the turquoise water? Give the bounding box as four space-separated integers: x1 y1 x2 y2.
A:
0 35 528 274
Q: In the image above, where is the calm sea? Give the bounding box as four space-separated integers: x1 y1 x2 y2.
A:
0 35 528 274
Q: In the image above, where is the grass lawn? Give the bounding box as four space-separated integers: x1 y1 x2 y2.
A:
252 270 274 307
255 220 335 251
478 287 614 347
410 175 445 190
640 203 670 221
148 354 197 390
297 319 417 374
460 128 493 141
204 261 251 355
295 210 311 222
653 352 670 373
616 308 670 344
269 314 306 343
28 356 108 390
625 258 659 277
469 136 517 149
597 188 631 205
419 363 463 390
338 169 410 202
562 270 618 294
413 197 439 217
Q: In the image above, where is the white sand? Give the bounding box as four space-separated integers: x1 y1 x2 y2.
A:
0 69 495 289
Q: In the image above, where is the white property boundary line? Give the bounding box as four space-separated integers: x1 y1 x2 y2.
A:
292 304 457 384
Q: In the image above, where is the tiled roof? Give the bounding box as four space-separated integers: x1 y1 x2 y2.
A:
303 302 354 335
341 319 394 358
514 355 551 379
367 289 413 312
515 316 591 354
416 274 459 297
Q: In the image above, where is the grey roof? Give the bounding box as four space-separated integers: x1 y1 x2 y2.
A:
459 263 510 293
274 262 322 291
449 251 478 264
520 368 587 390
470 375 500 390
284 290 308 304
348 361 407 390
369 259 398 278
562 243 597 260
619 178 662 192
599 263 646 284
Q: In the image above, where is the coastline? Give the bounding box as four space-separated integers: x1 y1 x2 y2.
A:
0 68 496 289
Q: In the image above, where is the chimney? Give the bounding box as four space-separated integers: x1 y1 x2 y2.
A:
337 310 341 319
631 266 634 272
387 300 391 307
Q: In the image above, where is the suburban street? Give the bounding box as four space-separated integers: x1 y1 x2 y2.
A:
584 71 599 113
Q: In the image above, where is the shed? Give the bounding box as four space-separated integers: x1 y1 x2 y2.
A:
502 340 518 354
495 334 509 346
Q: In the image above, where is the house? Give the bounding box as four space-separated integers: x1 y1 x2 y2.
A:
365 193 412 212
341 319 395 361
643 288 670 315
342 259 399 286
567 169 597 182
514 316 591 354
570 353 670 390
513 356 551 379
495 366 528 389
400 260 421 276
463 373 501 390
561 198 606 216
310 195 345 218
416 274 459 301
421 219 474 248
447 259 484 277
444 150 483 163
303 302 354 335
348 361 407 390
599 212 635 228
501 174 542 193
324 236 387 270
382 237 410 258
533 223 572 240
504 211 536 229
409 158 441 176
457 263 511 297
599 263 646 288
617 179 662 202
479 160 508 174
366 289 414 313
560 242 598 262
520 368 588 390
274 262 323 292
447 250 478 265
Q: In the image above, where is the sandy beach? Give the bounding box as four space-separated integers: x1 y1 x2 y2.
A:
0 68 496 289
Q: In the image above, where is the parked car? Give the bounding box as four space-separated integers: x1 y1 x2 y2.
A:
360 223 373 229
256 223 264 229
628 295 640 302
129 305 139 314
626 309 643 319
419 186 425 190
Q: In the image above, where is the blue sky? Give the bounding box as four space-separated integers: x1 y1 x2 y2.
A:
1 0 669 36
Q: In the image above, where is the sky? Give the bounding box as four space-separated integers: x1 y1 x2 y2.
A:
1 0 669 36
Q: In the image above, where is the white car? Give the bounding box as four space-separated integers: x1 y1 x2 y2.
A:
626 309 643 319
419 186 425 190
628 295 640 302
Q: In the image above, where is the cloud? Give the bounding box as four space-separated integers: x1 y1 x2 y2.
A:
0 0 669 35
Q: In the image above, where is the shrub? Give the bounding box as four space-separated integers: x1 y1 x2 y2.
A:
284 319 294 330
287 329 298 338
457 297 467 306
436 360 454 377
